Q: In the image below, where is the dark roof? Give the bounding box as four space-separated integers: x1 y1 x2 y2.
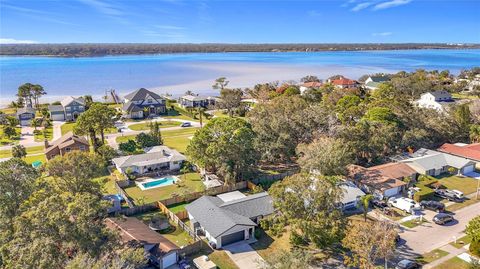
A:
45 131 89 154
124 88 163 102
105 217 178 255
369 76 390 83
16 107 35 116
186 192 274 238
48 105 64 112
122 101 144 113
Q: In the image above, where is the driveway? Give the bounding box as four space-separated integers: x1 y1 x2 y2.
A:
223 242 266 269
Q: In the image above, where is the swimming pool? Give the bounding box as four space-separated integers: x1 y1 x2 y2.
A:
138 176 177 190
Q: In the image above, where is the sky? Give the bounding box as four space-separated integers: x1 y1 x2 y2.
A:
0 0 479 44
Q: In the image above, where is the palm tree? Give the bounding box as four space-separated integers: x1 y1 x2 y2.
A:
197 107 205 127
358 194 374 221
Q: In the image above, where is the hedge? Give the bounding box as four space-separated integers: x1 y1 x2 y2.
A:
413 187 435 202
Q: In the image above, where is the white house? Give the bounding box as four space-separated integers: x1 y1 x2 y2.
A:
364 76 390 90
416 91 454 112
401 149 476 176
112 146 186 175
299 81 323 94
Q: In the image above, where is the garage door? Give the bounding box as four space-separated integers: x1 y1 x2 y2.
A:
222 230 245 247
463 165 475 174
162 252 177 268
51 113 65 121
20 120 31 126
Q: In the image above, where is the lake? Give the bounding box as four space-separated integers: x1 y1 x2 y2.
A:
1 49 479 105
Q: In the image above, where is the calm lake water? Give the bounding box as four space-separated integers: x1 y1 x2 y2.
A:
1 49 479 104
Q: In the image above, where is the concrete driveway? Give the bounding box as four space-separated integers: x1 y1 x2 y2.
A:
223 242 266 269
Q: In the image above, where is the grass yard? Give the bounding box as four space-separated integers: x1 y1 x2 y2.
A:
434 257 470 269
123 172 204 205
447 197 480 212
208 250 239 269
251 228 291 261
24 154 46 164
401 218 428 228
0 127 21 144
416 249 449 264
450 235 472 249
128 120 182 131
438 175 479 195
0 145 44 158
34 126 53 141
167 202 188 213
92 175 118 195
162 114 198 121
452 93 479 100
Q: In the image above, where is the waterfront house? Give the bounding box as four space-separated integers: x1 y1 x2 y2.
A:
112 145 186 175
299 81 323 94
105 217 178 269
122 88 166 119
186 191 274 249
16 107 36 126
364 76 390 90
330 77 359 89
347 162 417 199
179 95 216 109
416 91 454 112
45 132 90 160
48 96 86 121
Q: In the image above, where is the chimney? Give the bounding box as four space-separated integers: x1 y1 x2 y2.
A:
44 138 49 149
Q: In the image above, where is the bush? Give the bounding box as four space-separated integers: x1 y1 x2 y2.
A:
119 139 137 153
470 239 480 257
33 130 42 135
254 229 261 239
413 187 435 202
135 132 159 148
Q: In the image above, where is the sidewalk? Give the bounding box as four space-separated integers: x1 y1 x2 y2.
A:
423 243 468 269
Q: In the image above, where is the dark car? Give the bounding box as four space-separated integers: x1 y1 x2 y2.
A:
420 200 445 212
434 189 461 202
433 213 455 225
395 259 421 269
181 122 192 127
371 199 388 209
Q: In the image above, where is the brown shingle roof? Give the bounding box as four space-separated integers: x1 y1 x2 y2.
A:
347 162 415 192
105 217 178 255
45 131 89 155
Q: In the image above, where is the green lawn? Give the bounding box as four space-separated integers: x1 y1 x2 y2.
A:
434 257 470 269
416 249 449 264
128 120 182 131
92 175 118 195
167 202 188 213
161 114 198 121
208 251 239 269
34 126 53 142
447 197 480 212
450 234 472 249
438 175 479 195
24 154 46 165
0 145 45 158
401 218 428 228
0 127 21 145
251 228 291 261
123 172 204 205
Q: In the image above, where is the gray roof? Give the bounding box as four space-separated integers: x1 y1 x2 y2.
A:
180 95 207 102
61 96 85 107
124 88 163 102
186 192 274 238
16 107 35 116
112 146 186 168
339 182 365 205
368 76 390 83
401 149 475 171
48 105 64 112
122 102 143 113
425 91 452 100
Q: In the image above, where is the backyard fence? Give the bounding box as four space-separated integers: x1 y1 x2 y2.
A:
157 201 202 242
117 202 159 216
114 180 135 208
251 170 298 185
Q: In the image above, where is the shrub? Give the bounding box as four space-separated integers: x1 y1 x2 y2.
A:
470 239 480 257
135 132 159 148
119 139 137 153
413 187 435 202
254 229 261 239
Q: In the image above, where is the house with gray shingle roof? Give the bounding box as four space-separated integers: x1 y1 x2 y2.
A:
400 149 476 176
48 96 85 121
185 191 274 249
122 88 166 119
16 107 36 126
364 76 390 90
416 91 455 112
112 145 186 175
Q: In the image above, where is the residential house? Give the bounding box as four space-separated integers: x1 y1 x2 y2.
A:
299 81 323 94
105 217 178 269
16 107 36 126
338 181 366 211
45 132 90 160
438 143 480 169
179 95 216 109
48 96 86 121
112 146 186 175
401 149 476 176
330 77 359 89
123 88 166 119
364 76 390 90
347 162 417 199
186 191 274 249
416 91 454 112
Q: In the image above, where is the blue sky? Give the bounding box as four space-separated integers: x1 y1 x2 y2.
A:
1 0 479 44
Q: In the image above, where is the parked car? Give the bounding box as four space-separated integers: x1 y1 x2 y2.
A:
420 200 445 212
181 122 192 127
388 197 421 214
433 213 455 225
395 259 421 269
449 190 464 200
434 189 462 202
371 199 388 209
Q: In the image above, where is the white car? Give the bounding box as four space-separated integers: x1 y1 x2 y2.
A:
448 190 464 200
388 197 422 214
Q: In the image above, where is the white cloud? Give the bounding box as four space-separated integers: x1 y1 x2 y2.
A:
0 38 38 44
373 0 412 10
372 32 393 36
351 2 373 12
78 0 123 16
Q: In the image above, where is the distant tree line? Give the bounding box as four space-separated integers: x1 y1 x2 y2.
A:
1 43 479 56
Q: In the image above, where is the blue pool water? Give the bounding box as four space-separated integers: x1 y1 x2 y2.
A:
142 177 176 189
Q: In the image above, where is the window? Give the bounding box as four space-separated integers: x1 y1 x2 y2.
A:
147 98 153 103
79 145 85 150
65 147 71 152
66 106 71 111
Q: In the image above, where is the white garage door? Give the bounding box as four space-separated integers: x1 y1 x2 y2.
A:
20 120 31 126
51 113 65 121
162 252 177 268
463 165 475 174
384 187 400 197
